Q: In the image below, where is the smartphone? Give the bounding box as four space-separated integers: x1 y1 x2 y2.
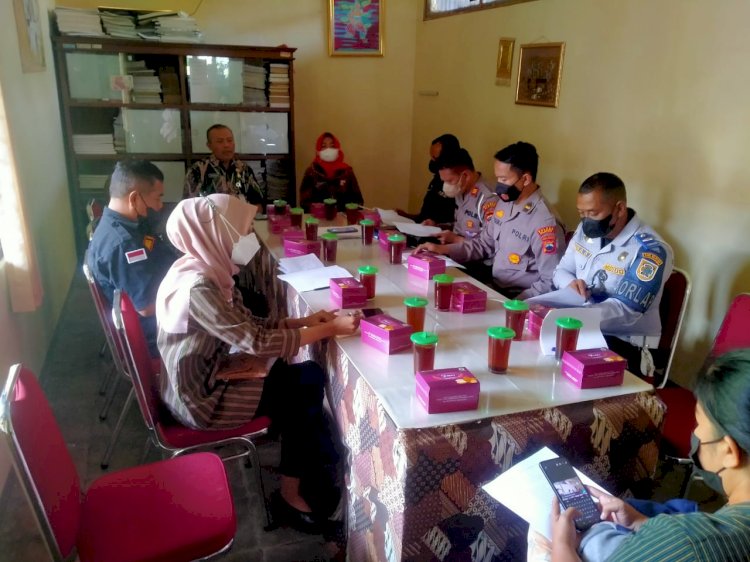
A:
539 457 600 531
361 308 384 318
327 226 358 234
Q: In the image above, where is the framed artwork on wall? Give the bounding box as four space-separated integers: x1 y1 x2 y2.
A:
495 38 515 86
328 0 384 57
515 42 565 108
13 0 45 73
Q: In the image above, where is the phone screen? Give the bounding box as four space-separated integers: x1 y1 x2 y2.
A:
539 458 600 531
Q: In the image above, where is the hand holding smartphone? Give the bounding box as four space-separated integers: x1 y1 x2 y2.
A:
539 457 600 531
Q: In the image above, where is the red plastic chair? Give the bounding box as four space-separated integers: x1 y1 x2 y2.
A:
112 289 272 523
657 292 750 496
0 364 236 562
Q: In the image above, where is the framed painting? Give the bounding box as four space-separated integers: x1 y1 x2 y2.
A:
515 42 565 108
13 0 45 73
328 0 384 57
495 38 515 86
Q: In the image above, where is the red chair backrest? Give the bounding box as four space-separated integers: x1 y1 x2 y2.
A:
1 365 81 560
112 290 160 431
713 293 750 356
658 269 690 350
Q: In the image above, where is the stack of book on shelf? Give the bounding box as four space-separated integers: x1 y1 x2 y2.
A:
55 7 104 36
137 12 203 43
79 174 110 191
99 10 138 39
73 134 116 155
268 64 290 109
125 60 162 103
266 159 291 201
159 68 181 104
113 112 126 153
243 62 268 108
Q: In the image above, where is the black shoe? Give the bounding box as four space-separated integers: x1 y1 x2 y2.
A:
269 492 323 535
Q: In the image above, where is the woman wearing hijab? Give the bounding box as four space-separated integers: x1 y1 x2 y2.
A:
156 194 359 533
397 133 460 226
299 132 364 211
546 349 750 562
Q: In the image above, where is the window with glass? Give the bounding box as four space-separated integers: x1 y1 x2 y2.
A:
424 0 538 20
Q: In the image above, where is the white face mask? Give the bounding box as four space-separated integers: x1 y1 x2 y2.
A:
318 147 339 162
218 213 260 266
442 182 460 198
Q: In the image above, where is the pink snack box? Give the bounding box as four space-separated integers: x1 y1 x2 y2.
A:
281 228 304 241
561 348 627 389
450 282 487 313
283 238 321 258
407 252 447 280
310 202 326 219
377 227 399 250
269 213 292 234
360 313 413 354
330 277 367 309
528 304 552 338
415 367 480 414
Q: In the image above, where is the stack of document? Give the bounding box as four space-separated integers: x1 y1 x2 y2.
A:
243 62 268 108
140 12 202 43
99 10 138 39
125 60 162 103
268 64 290 108
55 7 104 36
73 134 115 155
78 174 110 191
277 255 352 293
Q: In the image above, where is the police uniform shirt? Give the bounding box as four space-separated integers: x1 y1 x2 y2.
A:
448 188 565 298
87 207 178 352
453 175 499 240
183 155 264 204
553 211 674 347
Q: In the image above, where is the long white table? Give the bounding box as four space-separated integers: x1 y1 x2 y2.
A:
254 218 665 562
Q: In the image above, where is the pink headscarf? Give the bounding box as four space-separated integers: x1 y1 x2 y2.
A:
157 194 256 334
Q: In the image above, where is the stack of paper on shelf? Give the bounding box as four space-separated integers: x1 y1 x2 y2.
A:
99 10 138 39
73 134 116 155
268 64 290 108
137 12 202 43
159 68 181 104
112 111 126 153
243 62 268 108
55 7 104 36
79 174 110 191
125 60 162 103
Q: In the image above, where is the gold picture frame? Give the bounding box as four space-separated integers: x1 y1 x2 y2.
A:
495 38 515 86
328 0 384 57
515 42 565 108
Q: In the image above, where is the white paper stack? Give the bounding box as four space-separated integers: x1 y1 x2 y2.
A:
125 60 162 103
140 12 202 43
73 134 116 155
268 64 290 108
243 62 268 108
99 10 138 39
55 7 104 36
79 174 110 191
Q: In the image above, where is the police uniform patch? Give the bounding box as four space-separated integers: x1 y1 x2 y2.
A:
537 226 555 237
125 248 148 264
482 199 497 220
541 233 557 254
508 253 521 264
143 235 155 252
470 186 479 197
466 219 474 229
495 210 504 219
604 264 626 276
636 257 659 282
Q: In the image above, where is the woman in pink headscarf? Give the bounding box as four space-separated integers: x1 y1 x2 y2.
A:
156 193 359 532
299 132 364 211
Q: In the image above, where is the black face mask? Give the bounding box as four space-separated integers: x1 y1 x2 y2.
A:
689 433 726 495
428 159 439 174
138 206 162 232
495 181 522 202
581 214 614 238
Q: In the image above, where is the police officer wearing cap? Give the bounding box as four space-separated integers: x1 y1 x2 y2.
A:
553 172 674 377
88 160 178 357
419 142 565 299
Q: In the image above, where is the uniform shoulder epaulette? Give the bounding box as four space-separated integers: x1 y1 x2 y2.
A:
635 232 663 250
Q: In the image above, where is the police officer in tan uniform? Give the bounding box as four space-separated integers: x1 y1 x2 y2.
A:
420 142 565 299
434 148 498 244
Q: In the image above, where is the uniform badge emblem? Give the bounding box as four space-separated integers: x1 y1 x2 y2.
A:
495 210 504 219
508 253 521 264
470 187 479 196
636 257 659 282
523 203 533 212
125 248 148 264
618 252 628 262
143 235 155 252
466 219 474 228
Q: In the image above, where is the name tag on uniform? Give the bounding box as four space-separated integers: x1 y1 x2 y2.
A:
125 248 148 264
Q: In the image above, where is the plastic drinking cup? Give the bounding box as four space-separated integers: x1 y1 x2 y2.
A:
388 234 407 265
487 326 515 373
358 265 378 300
555 317 583 361
411 332 438 374
404 297 428 333
324 198 337 221
433 274 454 311
504 300 529 341
360 219 375 245
290 207 303 228
345 203 361 225
321 232 338 262
304 217 319 241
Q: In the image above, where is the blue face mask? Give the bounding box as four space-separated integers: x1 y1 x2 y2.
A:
689 433 726 495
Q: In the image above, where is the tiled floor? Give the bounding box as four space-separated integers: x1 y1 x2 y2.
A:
0 271 724 561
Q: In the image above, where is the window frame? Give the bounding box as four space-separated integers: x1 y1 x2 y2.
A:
423 0 539 21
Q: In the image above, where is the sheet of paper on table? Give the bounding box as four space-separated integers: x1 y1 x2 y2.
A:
394 222 442 237
539 307 607 355
376 208 413 226
278 265 352 292
278 254 325 274
482 446 609 540
525 286 587 308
